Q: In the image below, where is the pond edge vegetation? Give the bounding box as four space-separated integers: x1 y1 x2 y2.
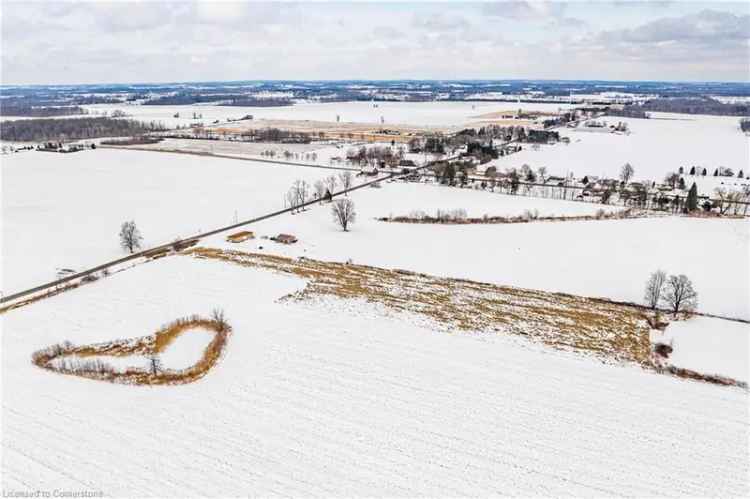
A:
31 310 231 385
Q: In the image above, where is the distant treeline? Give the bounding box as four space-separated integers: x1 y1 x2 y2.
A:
0 104 88 117
235 127 310 143
0 117 166 142
144 93 293 107
606 107 650 119
619 97 749 117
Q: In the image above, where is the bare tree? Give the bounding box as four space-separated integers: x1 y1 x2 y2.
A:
714 188 744 215
119 220 143 253
293 179 310 210
331 198 356 231
661 274 698 314
149 354 162 375
620 163 635 185
537 166 548 184
664 172 680 189
325 175 338 195
338 170 354 194
313 179 326 203
286 180 310 213
644 270 667 309
211 308 229 332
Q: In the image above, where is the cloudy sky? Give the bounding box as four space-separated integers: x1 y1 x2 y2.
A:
1 1 748 85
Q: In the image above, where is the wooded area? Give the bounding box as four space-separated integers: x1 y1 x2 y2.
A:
0 117 166 142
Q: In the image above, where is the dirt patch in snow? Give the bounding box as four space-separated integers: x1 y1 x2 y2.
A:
186 247 654 364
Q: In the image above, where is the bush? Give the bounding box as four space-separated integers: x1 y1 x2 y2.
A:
654 343 673 358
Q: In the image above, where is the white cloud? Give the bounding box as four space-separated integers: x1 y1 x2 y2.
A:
0 2 747 84
483 1 567 21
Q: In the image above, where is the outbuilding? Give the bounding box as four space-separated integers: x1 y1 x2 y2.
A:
226 231 255 243
273 233 298 244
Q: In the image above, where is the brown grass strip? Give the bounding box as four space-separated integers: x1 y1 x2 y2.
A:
185 247 653 364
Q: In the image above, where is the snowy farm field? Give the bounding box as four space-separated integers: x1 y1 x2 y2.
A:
489 113 750 182
369 182 622 219
83 100 573 129
653 316 749 383
2 253 747 496
0 148 336 294
211 182 750 321
108 137 366 168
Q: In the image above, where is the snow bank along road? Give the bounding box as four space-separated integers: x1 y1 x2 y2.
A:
3 257 747 496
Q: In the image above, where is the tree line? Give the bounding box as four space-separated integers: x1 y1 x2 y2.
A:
144 93 292 107
620 97 749 117
0 104 88 118
0 117 166 142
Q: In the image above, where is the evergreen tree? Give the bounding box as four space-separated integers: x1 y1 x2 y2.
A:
713 168 719 176
689 166 696 175
702 168 707 176
678 166 684 175
678 177 686 190
739 170 744 179
686 182 698 212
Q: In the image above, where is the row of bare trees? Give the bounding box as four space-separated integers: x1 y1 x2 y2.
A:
644 270 698 314
283 174 357 231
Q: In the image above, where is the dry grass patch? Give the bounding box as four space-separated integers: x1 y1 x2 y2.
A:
379 208 645 225
31 311 231 385
186 247 653 364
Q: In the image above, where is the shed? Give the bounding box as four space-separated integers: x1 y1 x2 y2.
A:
273 233 298 244
226 231 255 243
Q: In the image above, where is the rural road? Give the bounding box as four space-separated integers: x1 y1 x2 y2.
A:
0 157 453 306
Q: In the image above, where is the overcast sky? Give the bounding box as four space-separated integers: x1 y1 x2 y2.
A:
1 1 748 85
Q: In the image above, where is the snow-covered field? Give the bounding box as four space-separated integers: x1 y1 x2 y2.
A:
82 101 572 129
159 327 215 371
677 173 750 196
654 317 749 382
2 255 747 496
489 113 750 183
211 183 750 320
113 137 368 168
363 182 621 219
0 148 337 294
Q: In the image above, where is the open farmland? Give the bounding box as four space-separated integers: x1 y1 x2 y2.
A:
365 182 624 219
83 100 573 129
210 181 750 320
2 255 747 496
0 148 341 294
5 0 750 495
489 113 750 182
653 316 749 382
104 137 366 168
